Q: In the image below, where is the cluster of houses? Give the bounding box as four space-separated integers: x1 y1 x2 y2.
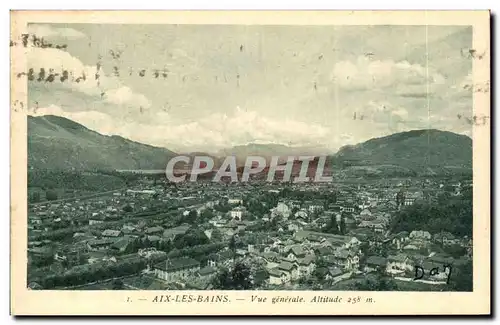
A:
27 178 472 290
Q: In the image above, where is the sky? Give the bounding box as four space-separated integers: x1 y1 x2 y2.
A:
25 23 474 154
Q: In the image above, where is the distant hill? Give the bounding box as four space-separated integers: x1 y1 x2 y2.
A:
333 129 472 176
28 115 177 171
217 143 332 166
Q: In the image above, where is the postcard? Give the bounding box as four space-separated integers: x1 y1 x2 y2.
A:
10 10 491 316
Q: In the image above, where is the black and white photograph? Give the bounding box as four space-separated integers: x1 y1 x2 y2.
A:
9 10 491 316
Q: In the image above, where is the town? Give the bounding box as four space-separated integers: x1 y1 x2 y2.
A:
26 174 473 291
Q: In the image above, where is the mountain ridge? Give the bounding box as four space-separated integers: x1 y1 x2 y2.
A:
28 115 472 177
28 114 177 171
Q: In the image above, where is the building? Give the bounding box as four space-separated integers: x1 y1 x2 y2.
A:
162 224 191 241
277 261 299 281
286 246 306 261
101 229 122 238
144 226 164 236
153 257 201 282
230 207 245 221
269 268 288 285
386 254 413 275
228 198 243 205
297 255 316 277
275 202 291 218
87 239 115 251
364 256 388 273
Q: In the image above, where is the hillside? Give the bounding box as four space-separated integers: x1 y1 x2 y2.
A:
28 115 177 171
333 129 472 176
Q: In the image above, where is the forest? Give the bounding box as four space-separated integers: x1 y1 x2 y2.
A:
390 187 473 237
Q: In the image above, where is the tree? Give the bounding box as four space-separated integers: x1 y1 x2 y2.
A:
339 217 347 234
443 244 467 259
212 268 232 289
45 189 58 201
185 210 198 223
123 204 133 213
29 192 41 203
358 242 370 268
449 260 473 291
211 262 253 290
112 279 124 290
200 208 214 222
231 262 252 289
324 215 338 234
229 235 237 258
312 257 328 281
350 270 398 291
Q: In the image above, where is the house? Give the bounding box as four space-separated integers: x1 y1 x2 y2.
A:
325 235 361 250
278 261 299 280
364 256 387 273
206 250 234 267
162 224 191 242
314 245 334 256
286 246 306 261
147 235 161 244
294 209 309 222
197 266 218 280
275 202 291 218
260 251 281 270
228 198 243 205
358 221 386 233
297 255 316 277
307 200 324 214
87 251 117 264
101 229 122 238
295 230 360 250
288 221 303 232
359 208 372 218
122 224 138 236
53 251 67 262
387 231 410 250
325 266 346 282
88 215 105 225
433 232 458 246
340 204 355 213
405 191 424 205
428 253 455 266
144 226 164 236
111 237 135 253
253 268 269 287
87 239 115 251
386 254 413 275
153 257 201 282
409 230 432 241
333 249 359 271
269 268 289 285
230 207 245 221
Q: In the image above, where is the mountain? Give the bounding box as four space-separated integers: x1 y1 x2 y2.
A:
28 115 177 171
333 129 472 176
217 143 333 166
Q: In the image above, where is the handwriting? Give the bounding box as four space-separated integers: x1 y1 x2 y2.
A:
457 114 490 126
461 48 486 60
414 264 452 284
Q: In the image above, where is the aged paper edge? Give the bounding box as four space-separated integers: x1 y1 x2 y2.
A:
10 10 491 316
